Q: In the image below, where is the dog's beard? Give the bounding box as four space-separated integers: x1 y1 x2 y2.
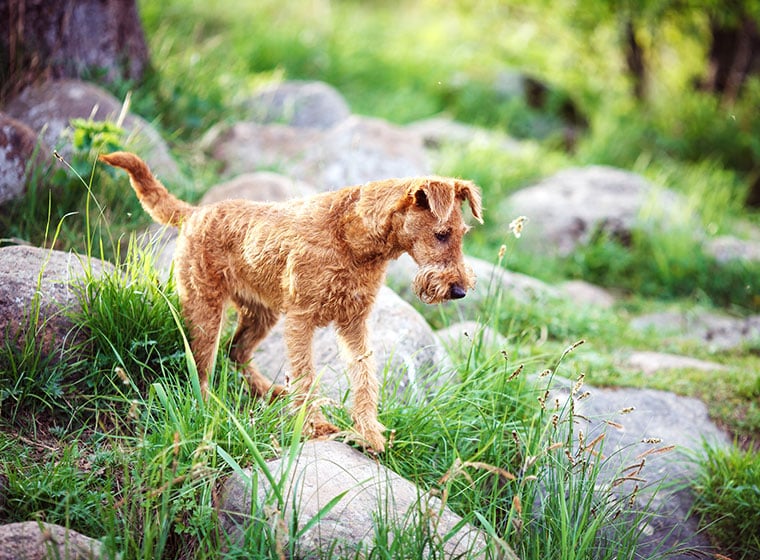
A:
412 264 475 304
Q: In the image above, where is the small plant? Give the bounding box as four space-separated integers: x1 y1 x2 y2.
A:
691 443 760 560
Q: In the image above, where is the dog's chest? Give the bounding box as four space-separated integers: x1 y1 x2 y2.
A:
285 258 385 324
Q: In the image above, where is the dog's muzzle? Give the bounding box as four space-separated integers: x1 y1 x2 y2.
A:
413 264 475 304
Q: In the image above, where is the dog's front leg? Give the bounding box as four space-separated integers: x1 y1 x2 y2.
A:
336 317 386 452
284 314 339 438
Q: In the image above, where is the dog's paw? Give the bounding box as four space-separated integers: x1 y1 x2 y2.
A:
268 383 289 402
309 419 341 438
354 418 387 453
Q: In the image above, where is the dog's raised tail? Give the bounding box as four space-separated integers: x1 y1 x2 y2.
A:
99 151 193 227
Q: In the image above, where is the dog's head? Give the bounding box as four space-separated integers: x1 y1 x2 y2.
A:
358 176 483 304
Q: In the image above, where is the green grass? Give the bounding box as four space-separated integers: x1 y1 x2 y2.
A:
1 0 759 557
691 444 760 560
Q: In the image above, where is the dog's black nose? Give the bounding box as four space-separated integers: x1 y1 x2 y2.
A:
449 284 467 299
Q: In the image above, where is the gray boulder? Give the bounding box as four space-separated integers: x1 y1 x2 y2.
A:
0 246 111 359
558 280 616 308
406 116 523 153
705 234 760 263
546 379 730 559
436 321 508 358
218 440 503 559
3 79 182 186
244 80 351 130
201 121 320 179
198 171 317 206
503 166 692 256
291 115 430 190
0 113 48 206
0 521 110 560
204 115 430 191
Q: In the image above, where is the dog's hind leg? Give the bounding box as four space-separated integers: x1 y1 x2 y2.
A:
181 295 226 399
229 300 285 401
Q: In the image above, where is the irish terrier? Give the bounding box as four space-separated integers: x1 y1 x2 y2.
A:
100 151 482 452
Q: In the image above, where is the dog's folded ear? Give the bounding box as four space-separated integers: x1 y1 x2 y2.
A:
455 179 484 224
412 179 455 223
410 178 483 225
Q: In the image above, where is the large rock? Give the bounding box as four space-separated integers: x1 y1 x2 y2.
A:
255 287 452 405
503 166 691 256
0 246 111 358
204 115 430 191
705 234 760 263
548 381 730 558
291 115 430 189
631 309 760 352
198 171 317 206
244 80 351 130
406 116 524 153
436 321 508 358
3 80 182 185
201 121 320 180
0 521 109 560
0 113 48 205
218 440 499 559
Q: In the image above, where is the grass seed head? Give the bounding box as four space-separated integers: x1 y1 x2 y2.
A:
508 216 528 238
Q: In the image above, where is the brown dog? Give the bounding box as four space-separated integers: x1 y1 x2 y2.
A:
100 151 482 451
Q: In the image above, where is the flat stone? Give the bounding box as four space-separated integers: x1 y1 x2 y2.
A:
406 116 523 153
201 121 320 179
546 382 730 559
199 171 317 206
436 321 508 354
292 115 430 190
622 350 728 375
705 234 760 263
203 116 430 191
631 310 760 352
387 253 557 318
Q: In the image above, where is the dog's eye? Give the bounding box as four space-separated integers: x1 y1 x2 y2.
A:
435 231 450 242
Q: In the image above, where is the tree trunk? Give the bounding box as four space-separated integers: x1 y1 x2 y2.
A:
702 14 760 102
0 0 149 102
624 19 646 100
